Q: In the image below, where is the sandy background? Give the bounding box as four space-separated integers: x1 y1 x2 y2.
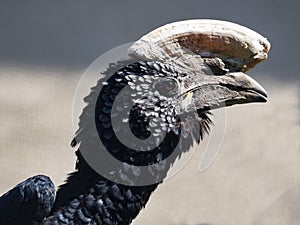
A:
0 1 299 224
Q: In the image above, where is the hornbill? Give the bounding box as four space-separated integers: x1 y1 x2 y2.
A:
0 20 270 225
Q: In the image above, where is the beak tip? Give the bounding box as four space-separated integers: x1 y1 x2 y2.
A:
256 85 268 101
260 95 268 103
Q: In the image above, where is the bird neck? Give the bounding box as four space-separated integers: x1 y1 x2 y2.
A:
52 150 159 224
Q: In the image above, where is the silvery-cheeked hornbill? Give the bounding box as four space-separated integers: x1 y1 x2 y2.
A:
0 20 270 225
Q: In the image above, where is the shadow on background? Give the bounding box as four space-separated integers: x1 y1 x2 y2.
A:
0 0 299 81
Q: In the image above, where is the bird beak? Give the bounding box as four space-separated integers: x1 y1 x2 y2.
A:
179 72 268 112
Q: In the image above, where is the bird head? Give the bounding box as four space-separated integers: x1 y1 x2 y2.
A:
73 19 270 185
89 56 267 182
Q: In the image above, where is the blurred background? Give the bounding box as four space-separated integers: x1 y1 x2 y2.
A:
0 0 299 224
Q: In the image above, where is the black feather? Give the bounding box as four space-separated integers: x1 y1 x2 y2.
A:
1 59 213 225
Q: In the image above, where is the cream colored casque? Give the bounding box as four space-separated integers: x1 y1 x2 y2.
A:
128 19 270 73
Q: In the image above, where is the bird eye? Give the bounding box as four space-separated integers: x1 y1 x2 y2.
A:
155 78 178 96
